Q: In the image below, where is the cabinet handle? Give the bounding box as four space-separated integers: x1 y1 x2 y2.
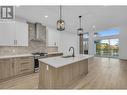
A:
21 62 29 65
21 68 29 72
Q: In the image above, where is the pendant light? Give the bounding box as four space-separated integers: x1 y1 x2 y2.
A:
77 16 83 35
57 5 65 31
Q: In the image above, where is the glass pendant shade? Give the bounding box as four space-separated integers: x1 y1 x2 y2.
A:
57 19 65 31
77 16 83 35
57 5 65 31
77 28 83 35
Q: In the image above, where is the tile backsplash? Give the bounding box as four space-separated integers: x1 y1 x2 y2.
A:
47 46 58 53
0 22 47 55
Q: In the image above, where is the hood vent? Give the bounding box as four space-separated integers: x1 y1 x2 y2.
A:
31 23 46 42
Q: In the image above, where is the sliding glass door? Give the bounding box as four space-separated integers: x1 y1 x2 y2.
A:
95 39 119 58
109 39 119 57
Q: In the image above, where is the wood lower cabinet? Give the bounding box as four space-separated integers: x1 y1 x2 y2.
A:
14 57 34 75
0 56 34 81
0 58 13 80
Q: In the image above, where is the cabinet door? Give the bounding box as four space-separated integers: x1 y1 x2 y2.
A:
15 21 28 46
0 58 14 80
47 28 54 46
47 28 60 46
54 30 60 46
0 22 15 46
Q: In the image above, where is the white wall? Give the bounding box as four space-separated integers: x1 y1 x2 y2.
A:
88 31 95 55
119 26 127 60
58 31 79 55
47 28 79 55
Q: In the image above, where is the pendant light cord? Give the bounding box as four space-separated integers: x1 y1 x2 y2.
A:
79 16 82 28
60 5 62 19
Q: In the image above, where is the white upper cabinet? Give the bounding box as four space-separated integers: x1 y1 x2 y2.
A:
47 27 60 47
0 22 15 46
15 21 28 46
0 21 28 46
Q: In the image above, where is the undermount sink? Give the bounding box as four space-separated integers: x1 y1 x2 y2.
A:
61 55 73 58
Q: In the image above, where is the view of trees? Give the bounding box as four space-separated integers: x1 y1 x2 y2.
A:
95 39 119 57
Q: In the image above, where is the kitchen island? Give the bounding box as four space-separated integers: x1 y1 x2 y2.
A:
38 54 93 89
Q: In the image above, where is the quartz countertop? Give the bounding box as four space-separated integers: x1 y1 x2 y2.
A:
0 52 63 59
39 54 93 68
0 54 34 59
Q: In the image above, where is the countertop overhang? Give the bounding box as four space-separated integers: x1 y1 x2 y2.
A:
39 54 94 68
0 54 34 59
0 52 63 59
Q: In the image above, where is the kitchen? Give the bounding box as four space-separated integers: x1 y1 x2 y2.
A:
0 6 127 89
0 6 90 89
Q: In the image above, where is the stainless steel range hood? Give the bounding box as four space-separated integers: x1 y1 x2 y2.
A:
31 23 46 42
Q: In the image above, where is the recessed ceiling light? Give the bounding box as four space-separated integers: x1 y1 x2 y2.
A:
92 25 96 28
44 15 48 18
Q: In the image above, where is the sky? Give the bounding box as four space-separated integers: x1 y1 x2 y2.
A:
99 28 120 45
98 28 120 37
84 28 120 45
83 28 120 38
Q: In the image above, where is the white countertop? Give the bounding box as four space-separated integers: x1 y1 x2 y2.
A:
39 54 94 68
0 54 34 59
0 52 62 59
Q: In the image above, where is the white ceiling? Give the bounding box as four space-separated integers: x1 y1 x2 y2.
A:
15 6 127 33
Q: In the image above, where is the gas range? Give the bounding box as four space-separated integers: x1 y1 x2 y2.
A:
32 52 48 59
32 52 48 72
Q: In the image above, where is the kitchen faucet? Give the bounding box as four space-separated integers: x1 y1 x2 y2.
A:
69 46 75 57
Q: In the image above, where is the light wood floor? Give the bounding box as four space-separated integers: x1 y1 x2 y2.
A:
0 57 127 89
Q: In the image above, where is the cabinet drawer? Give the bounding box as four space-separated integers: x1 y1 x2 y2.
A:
14 57 33 63
18 68 33 74
14 60 33 69
0 58 12 63
20 61 32 66
20 62 33 69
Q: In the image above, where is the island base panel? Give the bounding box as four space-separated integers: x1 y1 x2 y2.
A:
38 59 88 89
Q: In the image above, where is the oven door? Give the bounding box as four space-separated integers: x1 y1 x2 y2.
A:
34 59 39 72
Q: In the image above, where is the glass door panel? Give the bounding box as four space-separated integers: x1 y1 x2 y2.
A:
95 39 119 58
95 39 110 57
109 39 119 57
83 32 89 54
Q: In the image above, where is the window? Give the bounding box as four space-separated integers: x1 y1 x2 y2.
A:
94 28 120 58
96 28 120 37
83 32 89 39
83 32 89 54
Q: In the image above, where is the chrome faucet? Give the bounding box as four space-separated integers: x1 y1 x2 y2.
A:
69 47 75 57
